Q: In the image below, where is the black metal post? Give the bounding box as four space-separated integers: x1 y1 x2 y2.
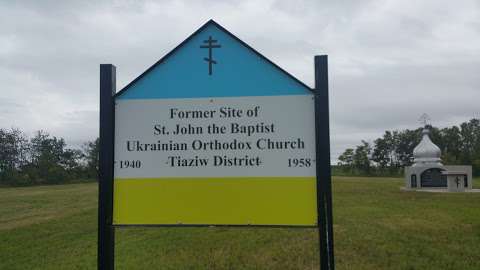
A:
98 64 116 270
314 55 335 270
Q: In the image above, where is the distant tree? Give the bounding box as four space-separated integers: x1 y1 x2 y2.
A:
0 128 29 184
353 140 372 174
372 131 395 169
26 131 70 184
459 119 480 162
338 148 354 168
395 129 422 167
82 138 99 179
458 119 480 174
438 126 461 164
60 149 83 170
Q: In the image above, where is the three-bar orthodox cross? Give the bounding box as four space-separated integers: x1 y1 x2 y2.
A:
200 36 222 75
419 113 431 127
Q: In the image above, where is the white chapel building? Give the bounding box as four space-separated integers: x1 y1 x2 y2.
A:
404 127 472 191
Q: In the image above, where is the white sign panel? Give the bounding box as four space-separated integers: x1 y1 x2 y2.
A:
114 95 316 178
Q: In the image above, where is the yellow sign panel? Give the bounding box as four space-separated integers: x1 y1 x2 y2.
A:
113 177 317 226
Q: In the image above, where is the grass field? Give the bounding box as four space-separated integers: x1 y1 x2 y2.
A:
0 177 479 270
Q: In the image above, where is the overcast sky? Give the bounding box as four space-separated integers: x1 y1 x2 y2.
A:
1 0 479 160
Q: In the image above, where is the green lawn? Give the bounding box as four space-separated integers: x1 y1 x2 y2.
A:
0 177 479 270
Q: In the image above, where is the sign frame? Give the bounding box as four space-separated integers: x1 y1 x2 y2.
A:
98 21 334 270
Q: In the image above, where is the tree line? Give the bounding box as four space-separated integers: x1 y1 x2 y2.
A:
336 119 480 177
2 119 479 185
0 128 99 186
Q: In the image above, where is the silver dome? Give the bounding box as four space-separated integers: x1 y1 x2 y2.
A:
413 128 442 166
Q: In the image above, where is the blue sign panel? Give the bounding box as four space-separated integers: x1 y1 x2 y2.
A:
116 20 312 99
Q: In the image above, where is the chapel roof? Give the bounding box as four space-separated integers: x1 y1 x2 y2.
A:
413 127 442 166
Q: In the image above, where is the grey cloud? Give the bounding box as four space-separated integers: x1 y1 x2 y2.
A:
0 0 479 161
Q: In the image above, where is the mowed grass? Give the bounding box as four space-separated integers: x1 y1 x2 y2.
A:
0 177 479 270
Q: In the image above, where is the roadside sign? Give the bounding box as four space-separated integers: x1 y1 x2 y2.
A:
98 20 334 270
113 20 316 226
